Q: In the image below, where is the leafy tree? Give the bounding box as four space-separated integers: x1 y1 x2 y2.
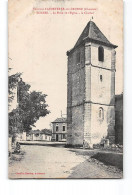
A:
8 69 21 107
9 74 50 136
9 107 24 136
17 80 50 132
8 69 22 137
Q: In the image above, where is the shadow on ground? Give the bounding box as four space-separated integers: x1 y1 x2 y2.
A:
91 152 123 170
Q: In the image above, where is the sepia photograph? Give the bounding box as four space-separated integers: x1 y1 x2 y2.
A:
8 0 123 179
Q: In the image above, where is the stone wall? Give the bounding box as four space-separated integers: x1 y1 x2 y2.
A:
115 94 123 145
67 44 85 146
91 43 112 69
67 41 116 146
84 103 91 143
90 66 112 105
71 105 84 145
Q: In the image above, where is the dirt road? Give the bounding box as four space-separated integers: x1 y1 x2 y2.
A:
9 145 122 179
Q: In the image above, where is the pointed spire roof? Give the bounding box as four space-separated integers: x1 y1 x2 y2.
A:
67 21 117 55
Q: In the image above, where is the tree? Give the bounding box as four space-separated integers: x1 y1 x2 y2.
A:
8 69 22 138
8 69 21 107
17 80 50 132
9 107 24 136
9 74 50 136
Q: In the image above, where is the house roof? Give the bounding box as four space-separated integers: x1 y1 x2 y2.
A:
67 21 117 55
52 117 67 123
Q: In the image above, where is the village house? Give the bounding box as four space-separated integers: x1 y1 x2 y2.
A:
25 129 52 141
51 117 67 142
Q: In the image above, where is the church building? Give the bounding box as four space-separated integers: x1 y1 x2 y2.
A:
67 21 117 147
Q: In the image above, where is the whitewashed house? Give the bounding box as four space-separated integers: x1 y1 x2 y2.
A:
26 129 52 141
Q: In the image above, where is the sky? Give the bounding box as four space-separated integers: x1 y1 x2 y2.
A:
9 0 123 129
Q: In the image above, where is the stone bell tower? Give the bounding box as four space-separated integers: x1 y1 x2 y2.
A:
67 21 117 147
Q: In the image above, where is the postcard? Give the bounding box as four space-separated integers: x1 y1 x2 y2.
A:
8 0 123 179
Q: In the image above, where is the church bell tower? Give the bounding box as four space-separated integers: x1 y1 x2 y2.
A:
67 21 117 147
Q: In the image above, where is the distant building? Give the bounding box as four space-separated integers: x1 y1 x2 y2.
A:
26 129 52 141
51 118 67 142
115 94 123 145
15 132 26 141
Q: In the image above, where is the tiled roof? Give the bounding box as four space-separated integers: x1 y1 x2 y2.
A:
67 21 117 54
52 117 67 123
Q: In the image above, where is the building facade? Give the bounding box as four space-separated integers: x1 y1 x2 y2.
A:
67 21 117 147
26 129 52 141
52 118 67 142
115 94 123 145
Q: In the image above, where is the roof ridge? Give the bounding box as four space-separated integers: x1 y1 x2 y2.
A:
67 20 117 55
52 117 67 123
74 21 90 48
89 21 110 44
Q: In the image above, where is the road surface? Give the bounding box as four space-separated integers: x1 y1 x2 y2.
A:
9 145 122 179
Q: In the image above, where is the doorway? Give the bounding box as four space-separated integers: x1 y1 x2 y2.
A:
56 134 58 141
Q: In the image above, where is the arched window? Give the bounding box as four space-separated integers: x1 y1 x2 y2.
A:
98 46 104 62
99 107 104 120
